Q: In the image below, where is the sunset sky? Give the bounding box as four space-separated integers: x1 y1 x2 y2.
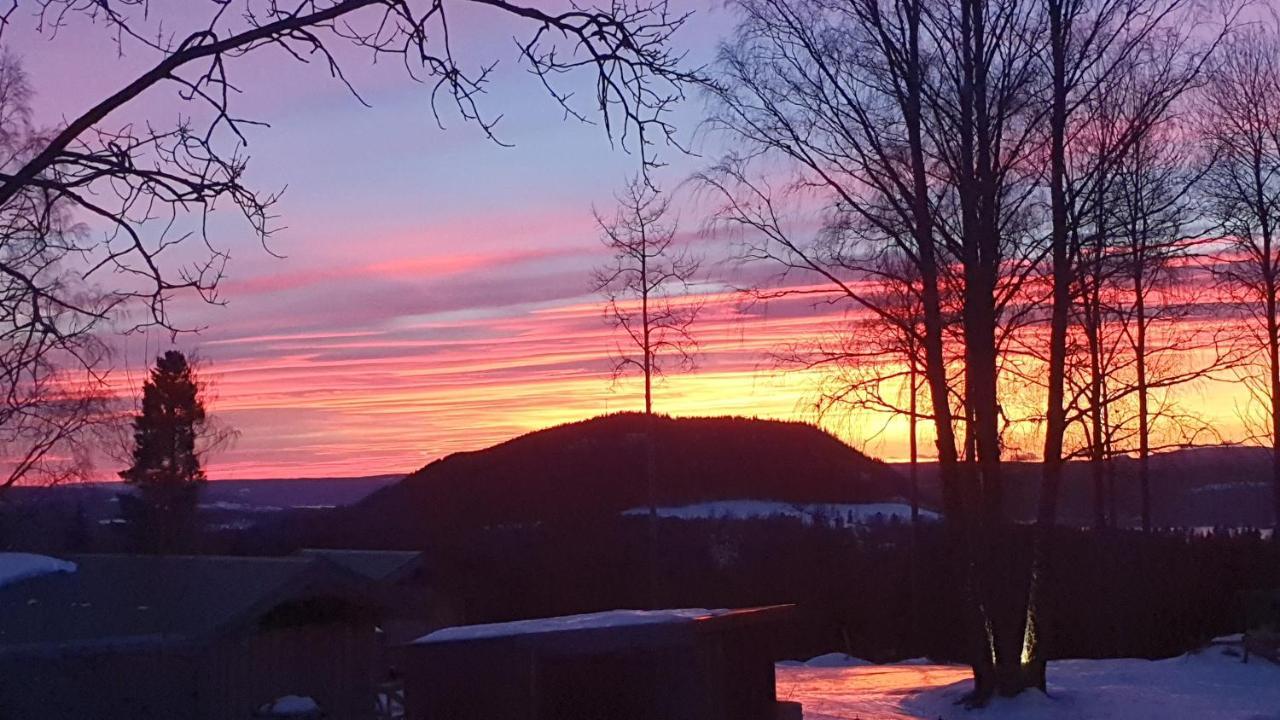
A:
4 2 1259 479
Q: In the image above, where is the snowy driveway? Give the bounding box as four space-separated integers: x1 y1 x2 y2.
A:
775 651 1280 719
777 664 972 719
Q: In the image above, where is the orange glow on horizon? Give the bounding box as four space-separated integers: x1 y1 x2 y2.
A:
108 281 1266 481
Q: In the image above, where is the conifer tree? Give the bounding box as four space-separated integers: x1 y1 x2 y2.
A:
118 351 207 553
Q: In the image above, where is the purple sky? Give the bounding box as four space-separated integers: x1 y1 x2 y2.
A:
4 2 887 479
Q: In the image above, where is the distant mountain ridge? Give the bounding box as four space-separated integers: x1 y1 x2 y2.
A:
5 475 400 508
338 413 912 544
903 446 1277 528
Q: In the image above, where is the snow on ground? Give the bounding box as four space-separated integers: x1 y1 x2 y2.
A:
776 648 1280 719
1190 527 1275 540
0 553 75 588
197 501 286 513
622 500 938 525
257 695 320 716
416 608 729 644
798 653 876 668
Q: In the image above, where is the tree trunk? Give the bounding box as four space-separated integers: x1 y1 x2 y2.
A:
1023 0 1072 691
1259 163 1279 533
1135 268 1152 532
1268 278 1280 533
1106 456 1118 529
910 355 920 524
1088 286 1107 530
903 0 960 522
641 234 659 608
908 347 924 653
1087 179 1109 531
902 0 964 672
645 413 658 608
952 0 1031 699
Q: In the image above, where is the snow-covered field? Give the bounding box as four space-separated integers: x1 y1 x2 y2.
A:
776 649 1280 719
622 500 938 525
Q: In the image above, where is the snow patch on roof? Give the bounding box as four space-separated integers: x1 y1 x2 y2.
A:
0 553 75 588
416 608 730 644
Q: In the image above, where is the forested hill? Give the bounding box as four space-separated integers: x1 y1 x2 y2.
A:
334 414 910 544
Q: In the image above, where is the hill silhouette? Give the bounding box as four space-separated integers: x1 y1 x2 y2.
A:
337 413 910 544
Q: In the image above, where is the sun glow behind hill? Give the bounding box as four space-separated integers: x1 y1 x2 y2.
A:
120 273 1259 480
180 289 867 479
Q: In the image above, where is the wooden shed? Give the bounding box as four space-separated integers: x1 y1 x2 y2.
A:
0 554 386 720
396 605 796 720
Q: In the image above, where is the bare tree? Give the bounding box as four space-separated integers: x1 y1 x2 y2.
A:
1202 19 1280 531
705 0 1228 701
0 0 694 330
923 0 1050 696
773 252 938 523
1023 35 1228 532
771 251 939 654
699 0 1042 700
593 176 699 608
700 0 966 524
0 51 111 493
0 1 695 489
593 177 701 415
1101 65 1238 531
1022 0 1221 691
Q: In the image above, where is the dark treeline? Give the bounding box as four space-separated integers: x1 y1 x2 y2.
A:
3 469 1271 666
2 498 1272 664
372 517 1277 663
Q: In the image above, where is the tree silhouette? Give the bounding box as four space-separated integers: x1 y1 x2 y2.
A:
592 176 700 608
118 351 211 553
0 2 695 330
1060 57 1239 532
593 177 701 415
0 51 110 494
704 0 1226 701
1202 20 1280 533
772 252 936 525
701 0 1040 697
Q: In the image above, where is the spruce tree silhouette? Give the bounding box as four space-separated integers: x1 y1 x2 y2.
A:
119 351 207 554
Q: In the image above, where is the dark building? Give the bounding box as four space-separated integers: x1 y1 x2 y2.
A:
297 549 424 584
0 554 388 720
397 605 797 720
296 548 459 643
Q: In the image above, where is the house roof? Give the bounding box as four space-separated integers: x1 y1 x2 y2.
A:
296 549 423 583
408 605 794 656
0 554 371 657
416 608 734 644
